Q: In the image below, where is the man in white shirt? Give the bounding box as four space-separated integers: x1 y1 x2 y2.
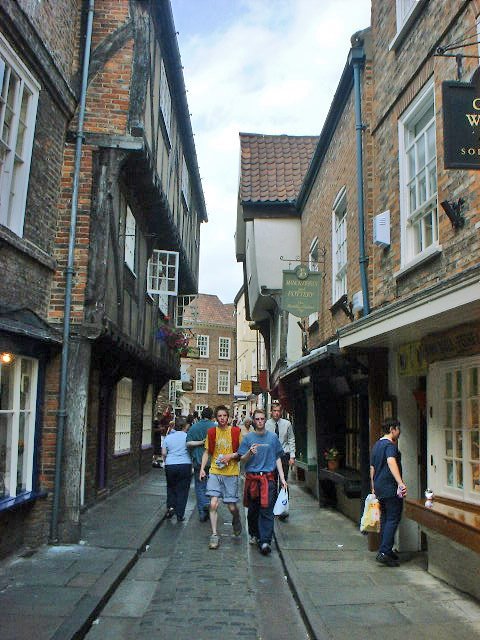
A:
265 401 295 519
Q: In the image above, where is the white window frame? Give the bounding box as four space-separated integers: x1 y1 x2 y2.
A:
331 187 347 303
218 370 230 395
142 385 153 448
308 237 319 326
168 380 177 404
0 355 38 500
181 155 190 209
429 356 480 506
396 0 418 30
195 404 207 414
195 368 208 393
159 59 171 139
218 337 231 360
0 34 40 237
398 81 437 267
147 250 179 296
197 335 209 358
175 295 197 328
124 205 136 274
390 1 427 50
115 378 132 454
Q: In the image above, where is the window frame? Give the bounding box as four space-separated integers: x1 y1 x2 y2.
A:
398 81 438 268
197 334 209 359
218 369 230 395
124 205 136 274
159 59 172 140
195 368 208 393
0 34 40 237
181 154 190 209
218 337 231 360
114 378 132 454
147 250 179 296
331 187 347 304
429 356 480 506
0 355 38 502
142 384 153 449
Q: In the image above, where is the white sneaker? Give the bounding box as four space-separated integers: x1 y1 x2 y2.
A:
249 535 257 545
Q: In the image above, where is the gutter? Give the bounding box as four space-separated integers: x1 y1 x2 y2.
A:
50 0 95 543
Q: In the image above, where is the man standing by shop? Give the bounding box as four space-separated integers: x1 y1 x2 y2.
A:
238 408 287 555
370 418 407 567
186 406 215 522
266 401 295 518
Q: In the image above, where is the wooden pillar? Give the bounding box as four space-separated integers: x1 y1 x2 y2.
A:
367 349 388 551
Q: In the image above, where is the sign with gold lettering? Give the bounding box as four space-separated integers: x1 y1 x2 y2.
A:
397 341 428 377
422 323 480 364
282 266 322 317
443 73 480 169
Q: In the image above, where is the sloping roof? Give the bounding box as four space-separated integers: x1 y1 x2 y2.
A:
183 294 235 327
0 304 62 344
239 133 318 204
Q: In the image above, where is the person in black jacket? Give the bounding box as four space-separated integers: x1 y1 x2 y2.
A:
370 419 407 567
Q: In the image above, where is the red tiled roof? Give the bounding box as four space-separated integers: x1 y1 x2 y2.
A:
239 133 318 204
183 294 235 327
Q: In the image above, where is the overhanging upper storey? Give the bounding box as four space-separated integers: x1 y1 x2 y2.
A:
236 133 318 320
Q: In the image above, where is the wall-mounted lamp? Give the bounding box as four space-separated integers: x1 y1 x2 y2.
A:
340 297 354 322
441 198 465 229
0 352 14 365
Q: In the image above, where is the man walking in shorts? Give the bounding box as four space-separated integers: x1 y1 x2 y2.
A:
200 405 242 549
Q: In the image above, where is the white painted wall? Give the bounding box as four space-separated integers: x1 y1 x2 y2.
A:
286 312 303 365
390 350 422 552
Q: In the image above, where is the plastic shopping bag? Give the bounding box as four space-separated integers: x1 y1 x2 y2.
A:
360 493 380 533
273 488 289 516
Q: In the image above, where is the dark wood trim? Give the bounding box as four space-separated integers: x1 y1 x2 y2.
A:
405 498 480 553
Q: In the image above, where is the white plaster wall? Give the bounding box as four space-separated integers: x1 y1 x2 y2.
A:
254 218 301 290
286 312 303 366
390 350 422 552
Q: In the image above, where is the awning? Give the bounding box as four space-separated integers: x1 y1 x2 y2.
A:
0 305 62 345
280 340 340 380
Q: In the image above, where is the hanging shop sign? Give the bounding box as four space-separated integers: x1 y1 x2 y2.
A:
240 380 253 393
443 72 480 169
397 341 428 377
282 266 322 317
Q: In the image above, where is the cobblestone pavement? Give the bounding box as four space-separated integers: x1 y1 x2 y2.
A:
85 494 309 640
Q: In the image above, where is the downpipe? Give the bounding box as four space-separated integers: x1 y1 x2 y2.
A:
50 0 95 543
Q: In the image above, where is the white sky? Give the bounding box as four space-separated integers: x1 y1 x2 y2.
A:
171 0 371 303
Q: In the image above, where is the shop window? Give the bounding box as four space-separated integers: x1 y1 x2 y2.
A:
142 385 153 448
115 378 132 454
195 368 208 393
399 82 438 266
430 357 480 505
345 394 361 471
332 187 347 303
0 356 38 501
0 35 40 237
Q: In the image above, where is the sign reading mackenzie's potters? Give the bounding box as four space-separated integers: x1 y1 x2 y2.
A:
282 266 322 317
443 73 480 169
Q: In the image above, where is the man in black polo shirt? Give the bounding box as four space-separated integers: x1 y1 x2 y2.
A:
370 419 407 567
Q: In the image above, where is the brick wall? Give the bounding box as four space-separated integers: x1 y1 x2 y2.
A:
182 323 236 414
370 1 480 308
301 61 373 349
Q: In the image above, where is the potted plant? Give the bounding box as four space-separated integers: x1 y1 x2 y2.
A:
324 447 340 471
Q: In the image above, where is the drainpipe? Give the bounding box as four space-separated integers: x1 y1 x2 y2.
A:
50 0 95 542
349 38 370 316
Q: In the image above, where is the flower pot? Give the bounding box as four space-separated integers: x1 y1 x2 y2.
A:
327 458 339 471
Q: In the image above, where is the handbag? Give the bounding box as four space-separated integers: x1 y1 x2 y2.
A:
360 493 380 533
273 487 289 516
